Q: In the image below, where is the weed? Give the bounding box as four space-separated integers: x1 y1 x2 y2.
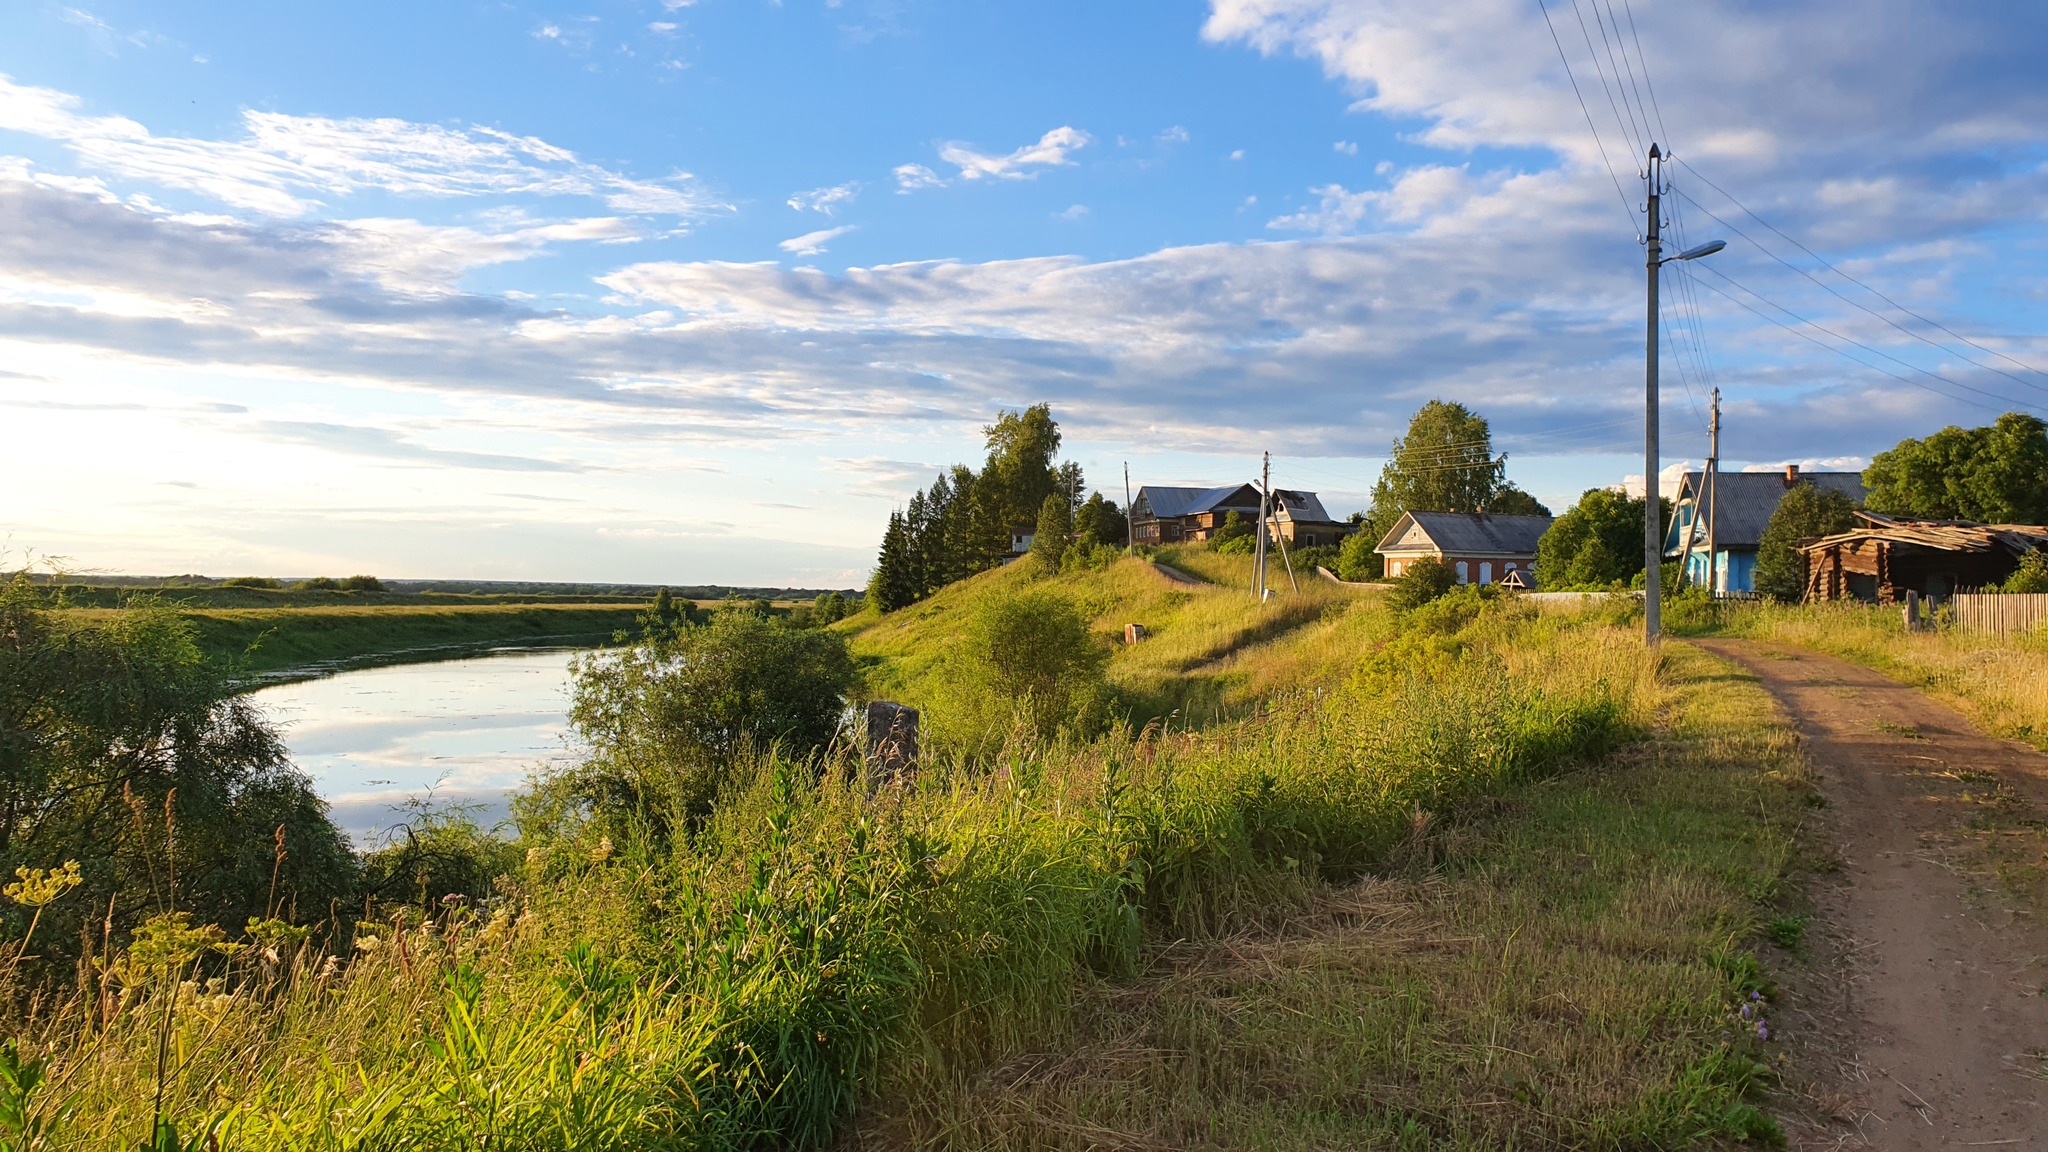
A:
1766 915 1809 950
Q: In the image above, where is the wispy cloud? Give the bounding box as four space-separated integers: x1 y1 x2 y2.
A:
779 225 856 256
0 73 720 219
253 421 588 472
937 126 1090 181
787 181 860 215
892 163 944 193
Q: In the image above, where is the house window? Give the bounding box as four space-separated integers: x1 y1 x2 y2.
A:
1455 561 1468 584
1479 562 1492 585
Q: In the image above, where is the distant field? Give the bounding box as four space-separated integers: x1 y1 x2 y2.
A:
64 602 651 680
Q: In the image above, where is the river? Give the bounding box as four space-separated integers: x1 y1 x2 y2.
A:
247 648 587 845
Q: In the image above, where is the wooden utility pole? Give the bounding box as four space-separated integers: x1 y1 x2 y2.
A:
1123 462 1133 557
1705 388 1721 597
1254 451 1271 600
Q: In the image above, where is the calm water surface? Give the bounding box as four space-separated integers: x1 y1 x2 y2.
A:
248 649 587 843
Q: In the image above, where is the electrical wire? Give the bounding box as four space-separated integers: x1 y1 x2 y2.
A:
1568 0 1643 163
1674 157 2048 386
1537 0 1638 233
1618 0 1669 146
1684 268 2028 415
1596 0 1655 151
1672 183 2048 401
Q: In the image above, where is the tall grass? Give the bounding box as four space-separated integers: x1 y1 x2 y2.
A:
10 599 1666 1150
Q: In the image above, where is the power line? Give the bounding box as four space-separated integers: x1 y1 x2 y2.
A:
1670 182 2048 401
1684 267 2030 415
1596 0 1655 156
1618 0 1669 146
1568 0 1643 163
1537 0 1637 232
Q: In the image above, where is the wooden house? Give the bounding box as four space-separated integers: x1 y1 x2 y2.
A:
1130 484 1351 547
1798 513 2048 603
1375 511 1553 587
1664 465 1867 594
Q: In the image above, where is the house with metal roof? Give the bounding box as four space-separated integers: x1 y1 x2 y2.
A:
1130 484 1352 547
1375 511 1553 587
1663 465 1869 594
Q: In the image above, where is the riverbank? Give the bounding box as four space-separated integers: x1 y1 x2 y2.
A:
63 602 645 681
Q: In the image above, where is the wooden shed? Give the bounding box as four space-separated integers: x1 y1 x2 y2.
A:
1797 513 2048 603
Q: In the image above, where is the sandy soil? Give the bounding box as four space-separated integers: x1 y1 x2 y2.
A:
1693 639 2048 1149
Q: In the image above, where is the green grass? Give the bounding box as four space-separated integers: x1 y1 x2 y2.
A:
9 575 1806 1150
64 603 647 679
855 641 1807 1150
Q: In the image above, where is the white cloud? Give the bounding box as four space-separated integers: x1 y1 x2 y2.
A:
787 181 860 215
1158 125 1191 144
892 162 944 192
1054 204 1089 221
1333 140 1357 155
938 126 1091 181
0 73 720 219
1228 149 1245 160
648 21 678 34
779 225 856 256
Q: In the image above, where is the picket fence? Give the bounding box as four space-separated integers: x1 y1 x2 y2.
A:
1951 592 2048 636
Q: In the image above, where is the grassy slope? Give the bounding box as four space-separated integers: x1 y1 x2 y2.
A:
843 548 1377 726
858 640 1806 1150
66 603 646 679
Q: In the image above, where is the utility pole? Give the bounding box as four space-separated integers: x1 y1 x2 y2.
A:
1643 143 1664 644
1255 451 1271 600
1706 387 1721 598
1123 462 1133 557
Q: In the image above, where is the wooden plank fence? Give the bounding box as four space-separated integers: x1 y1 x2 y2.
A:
1952 592 2048 635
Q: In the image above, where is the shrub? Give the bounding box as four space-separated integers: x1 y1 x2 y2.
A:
1031 493 1073 569
1289 543 1340 574
537 612 856 838
223 576 280 589
1336 528 1379 581
293 577 339 591
337 574 384 592
933 589 1109 754
2005 549 2048 593
1387 556 1459 611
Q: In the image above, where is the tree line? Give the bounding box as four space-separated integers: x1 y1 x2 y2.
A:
869 405 1127 611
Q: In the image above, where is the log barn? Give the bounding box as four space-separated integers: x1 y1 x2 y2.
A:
1797 513 2048 603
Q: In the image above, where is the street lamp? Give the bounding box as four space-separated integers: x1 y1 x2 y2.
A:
1642 144 1724 645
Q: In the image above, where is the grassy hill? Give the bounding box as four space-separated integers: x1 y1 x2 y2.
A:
19 551 1808 1150
844 548 1383 727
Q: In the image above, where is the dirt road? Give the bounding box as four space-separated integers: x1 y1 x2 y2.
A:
1693 639 2048 1148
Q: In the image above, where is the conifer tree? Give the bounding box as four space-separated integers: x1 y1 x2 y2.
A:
868 511 916 612
1031 492 1073 568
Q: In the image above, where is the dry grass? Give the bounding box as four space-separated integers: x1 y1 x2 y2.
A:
852 643 1808 1150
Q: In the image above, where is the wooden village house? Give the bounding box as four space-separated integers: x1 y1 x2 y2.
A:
1374 511 1553 587
1798 513 2048 603
1664 465 1868 595
1129 484 1352 547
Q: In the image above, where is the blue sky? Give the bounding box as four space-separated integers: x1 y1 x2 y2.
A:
3 0 2046 584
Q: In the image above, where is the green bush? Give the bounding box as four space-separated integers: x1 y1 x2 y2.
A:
931 589 1109 755
337 574 384 592
223 576 281 589
536 612 856 839
293 576 340 591
1387 556 1459 611
2005 549 2048 593
1336 528 1380 581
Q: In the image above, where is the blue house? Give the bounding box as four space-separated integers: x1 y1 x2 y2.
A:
1664 465 1868 594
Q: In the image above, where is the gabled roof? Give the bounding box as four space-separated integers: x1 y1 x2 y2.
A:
1668 471 1868 552
1132 483 1263 520
1375 511 1554 557
1797 512 2048 557
1271 488 1338 524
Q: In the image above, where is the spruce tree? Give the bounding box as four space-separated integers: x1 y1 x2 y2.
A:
1031 492 1073 568
868 511 916 612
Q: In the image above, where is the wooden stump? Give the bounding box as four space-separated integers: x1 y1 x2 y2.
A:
864 701 920 784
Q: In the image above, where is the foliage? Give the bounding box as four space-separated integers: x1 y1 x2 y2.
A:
540 612 856 837
358 802 524 909
1386 556 1459 611
0 576 355 972
929 589 1110 754
293 577 339 591
2006 549 2048 593
1336 526 1379 581
1755 482 1859 602
1289 542 1341 574
1030 493 1072 569
1072 492 1127 550
1864 412 2048 523
870 406 1125 613
1535 487 1669 590
788 591 852 629
337 575 384 593
222 577 280 589
1354 401 1543 580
